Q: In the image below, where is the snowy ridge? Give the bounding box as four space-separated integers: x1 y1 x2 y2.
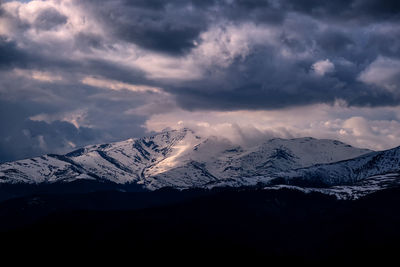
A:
1 128 399 197
0 128 371 189
278 145 400 186
266 173 400 200
0 128 195 186
143 136 372 189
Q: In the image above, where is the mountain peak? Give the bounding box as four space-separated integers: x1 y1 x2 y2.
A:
0 130 376 190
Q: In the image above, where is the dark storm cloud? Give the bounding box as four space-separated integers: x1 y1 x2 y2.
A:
168 47 400 111
316 30 354 53
76 0 207 55
79 0 400 51
0 40 25 67
153 9 400 111
366 27 400 60
76 0 287 55
0 38 43 70
33 7 67 30
0 37 150 87
119 25 202 55
283 0 400 22
0 73 154 162
0 100 101 163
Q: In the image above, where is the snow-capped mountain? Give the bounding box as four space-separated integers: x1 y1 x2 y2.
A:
277 145 400 186
0 128 376 192
266 144 400 199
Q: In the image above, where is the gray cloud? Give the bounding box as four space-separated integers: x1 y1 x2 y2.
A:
76 0 208 55
0 39 34 68
33 7 67 30
163 23 400 110
0 65 160 162
0 83 152 162
283 0 400 23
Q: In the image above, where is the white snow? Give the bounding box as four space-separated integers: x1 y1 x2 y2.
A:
265 173 400 200
1 128 398 199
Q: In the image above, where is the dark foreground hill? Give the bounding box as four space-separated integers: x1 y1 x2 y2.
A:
1 186 399 264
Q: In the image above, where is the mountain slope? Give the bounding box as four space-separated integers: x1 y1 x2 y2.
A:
0 128 372 190
278 146 400 186
0 128 195 186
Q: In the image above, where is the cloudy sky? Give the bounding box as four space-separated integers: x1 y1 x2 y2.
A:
1 0 400 162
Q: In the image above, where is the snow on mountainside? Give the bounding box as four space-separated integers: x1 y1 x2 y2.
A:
0 128 373 190
0 128 194 186
268 172 400 200
277 145 400 186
